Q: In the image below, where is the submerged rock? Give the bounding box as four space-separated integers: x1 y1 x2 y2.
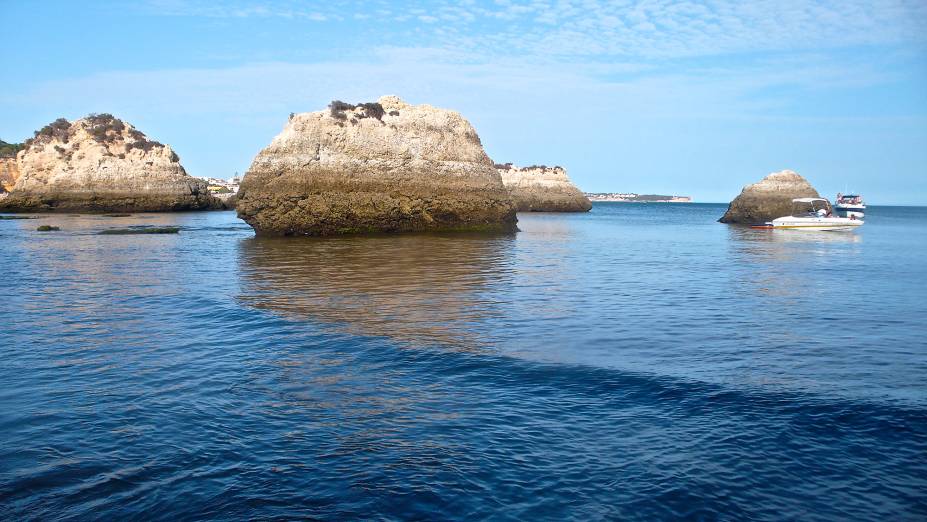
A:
495 163 591 212
98 227 180 235
0 115 219 212
236 96 517 236
719 170 827 224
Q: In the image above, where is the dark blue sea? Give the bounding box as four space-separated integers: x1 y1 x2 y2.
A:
1 203 925 520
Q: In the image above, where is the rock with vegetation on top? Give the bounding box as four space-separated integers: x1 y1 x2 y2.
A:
719 170 828 224
495 163 592 212
236 96 517 236
0 115 219 212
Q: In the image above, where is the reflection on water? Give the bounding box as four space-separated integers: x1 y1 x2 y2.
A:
726 224 862 263
237 232 516 351
724 224 864 301
727 225 863 244
10 215 192 348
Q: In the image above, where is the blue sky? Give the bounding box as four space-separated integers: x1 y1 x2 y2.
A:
2 1 926 203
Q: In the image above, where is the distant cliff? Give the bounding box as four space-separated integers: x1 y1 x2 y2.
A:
586 193 691 203
720 170 825 223
495 163 591 212
0 115 218 212
0 139 24 159
237 96 517 236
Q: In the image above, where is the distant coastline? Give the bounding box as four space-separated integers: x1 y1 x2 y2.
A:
585 192 692 203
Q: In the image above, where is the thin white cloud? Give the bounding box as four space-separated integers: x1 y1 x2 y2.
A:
9 45 906 136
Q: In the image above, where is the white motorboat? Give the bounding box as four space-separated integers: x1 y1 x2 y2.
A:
835 193 866 218
751 198 863 231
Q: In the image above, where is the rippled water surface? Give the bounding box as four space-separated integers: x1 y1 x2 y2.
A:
2 203 925 520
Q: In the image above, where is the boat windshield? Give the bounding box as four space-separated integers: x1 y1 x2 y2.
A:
791 199 830 217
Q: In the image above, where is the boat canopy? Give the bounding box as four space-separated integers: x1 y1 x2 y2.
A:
792 198 829 203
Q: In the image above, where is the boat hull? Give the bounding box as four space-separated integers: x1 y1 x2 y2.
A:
834 204 865 219
766 216 863 231
770 224 861 231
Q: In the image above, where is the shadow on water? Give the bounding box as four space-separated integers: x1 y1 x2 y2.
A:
236 231 518 351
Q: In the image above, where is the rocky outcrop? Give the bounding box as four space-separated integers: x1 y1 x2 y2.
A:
214 192 237 210
495 163 591 212
236 96 517 236
0 157 19 193
0 115 219 212
719 170 828 223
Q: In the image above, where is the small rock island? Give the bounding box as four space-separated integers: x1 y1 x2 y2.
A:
719 169 827 224
495 164 592 212
0 115 218 212
236 96 517 236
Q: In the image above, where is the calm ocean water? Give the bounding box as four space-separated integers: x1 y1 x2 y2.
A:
1 202 925 520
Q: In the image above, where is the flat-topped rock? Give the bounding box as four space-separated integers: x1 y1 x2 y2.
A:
495 163 591 212
719 170 826 223
0 114 218 212
236 96 517 236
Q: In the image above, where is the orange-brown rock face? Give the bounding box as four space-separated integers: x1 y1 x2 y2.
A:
0 157 20 192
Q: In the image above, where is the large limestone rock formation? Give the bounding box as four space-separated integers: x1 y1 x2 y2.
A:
720 170 829 223
236 96 517 236
0 115 218 212
496 163 591 212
